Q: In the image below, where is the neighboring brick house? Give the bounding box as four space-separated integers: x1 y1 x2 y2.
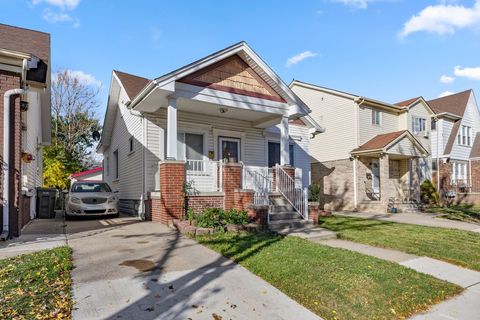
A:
0 24 51 238
98 42 323 225
427 90 480 199
291 81 433 213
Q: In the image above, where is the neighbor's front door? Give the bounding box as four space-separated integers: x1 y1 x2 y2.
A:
371 159 380 196
219 137 240 163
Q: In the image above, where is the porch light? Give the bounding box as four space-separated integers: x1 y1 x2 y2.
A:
219 107 228 114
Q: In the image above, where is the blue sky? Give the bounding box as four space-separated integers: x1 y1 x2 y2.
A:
2 0 480 119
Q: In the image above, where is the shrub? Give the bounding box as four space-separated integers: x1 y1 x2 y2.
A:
309 183 321 202
420 179 440 207
188 207 249 230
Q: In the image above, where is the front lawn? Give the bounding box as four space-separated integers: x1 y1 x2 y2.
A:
319 216 480 271
0 246 73 320
196 232 461 320
427 204 480 223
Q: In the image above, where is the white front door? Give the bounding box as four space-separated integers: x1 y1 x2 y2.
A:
219 137 241 163
371 159 380 196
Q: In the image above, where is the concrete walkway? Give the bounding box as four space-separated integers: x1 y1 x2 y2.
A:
68 219 321 320
335 211 480 233
314 238 480 320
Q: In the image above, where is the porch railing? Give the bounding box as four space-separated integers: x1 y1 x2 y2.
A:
275 164 308 219
185 160 222 194
241 164 274 205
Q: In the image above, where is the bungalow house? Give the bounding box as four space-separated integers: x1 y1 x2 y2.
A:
426 90 480 198
69 167 103 184
290 81 433 213
0 24 51 238
98 42 323 227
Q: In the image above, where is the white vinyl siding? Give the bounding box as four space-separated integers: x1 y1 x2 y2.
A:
450 92 480 160
102 89 144 200
372 110 381 125
290 84 357 162
359 106 399 145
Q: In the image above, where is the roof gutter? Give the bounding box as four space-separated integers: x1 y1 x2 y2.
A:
129 79 159 109
354 96 404 113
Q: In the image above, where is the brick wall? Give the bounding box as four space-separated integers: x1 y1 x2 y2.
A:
438 161 452 194
186 194 224 213
0 70 22 237
158 161 185 224
233 189 254 210
222 163 242 210
470 160 480 192
246 205 268 227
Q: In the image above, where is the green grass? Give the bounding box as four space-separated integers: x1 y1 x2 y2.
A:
0 246 73 320
196 232 461 320
427 204 480 223
319 216 480 271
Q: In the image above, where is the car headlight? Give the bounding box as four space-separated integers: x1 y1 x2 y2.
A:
70 197 81 204
108 196 118 203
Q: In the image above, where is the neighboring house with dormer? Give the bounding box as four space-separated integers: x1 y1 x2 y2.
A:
290 80 433 213
427 90 480 196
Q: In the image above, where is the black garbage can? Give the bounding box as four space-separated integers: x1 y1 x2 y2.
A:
36 188 57 218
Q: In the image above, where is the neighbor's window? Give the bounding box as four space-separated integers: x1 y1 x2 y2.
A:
129 136 134 153
105 156 109 176
113 149 119 179
372 110 381 125
412 116 426 133
458 125 472 146
431 159 438 171
431 118 437 130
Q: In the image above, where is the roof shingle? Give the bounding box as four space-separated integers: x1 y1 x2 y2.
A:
395 97 420 107
352 130 408 153
470 133 480 159
0 23 50 62
427 90 471 116
114 70 150 100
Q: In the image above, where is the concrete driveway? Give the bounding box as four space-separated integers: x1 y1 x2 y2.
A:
67 216 321 320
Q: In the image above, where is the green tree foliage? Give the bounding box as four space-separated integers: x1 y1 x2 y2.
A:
43 70 101 188
420 179 440 207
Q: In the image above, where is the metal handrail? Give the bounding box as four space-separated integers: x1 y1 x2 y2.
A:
275 164 308 220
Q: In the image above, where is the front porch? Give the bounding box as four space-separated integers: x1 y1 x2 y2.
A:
351 130 429 212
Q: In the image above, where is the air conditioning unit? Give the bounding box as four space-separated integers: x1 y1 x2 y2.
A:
424 131 429 138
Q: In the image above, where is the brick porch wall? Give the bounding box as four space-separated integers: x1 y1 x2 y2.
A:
0 70 22 237
233 189 254 211
222 163 242 210
157 160 185 224
471 160 480 192
186 194 224 213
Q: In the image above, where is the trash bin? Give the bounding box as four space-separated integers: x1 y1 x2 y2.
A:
36 188 57 218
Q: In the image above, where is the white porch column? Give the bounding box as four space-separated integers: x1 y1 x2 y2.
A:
166 97 178 160
280 116 290 166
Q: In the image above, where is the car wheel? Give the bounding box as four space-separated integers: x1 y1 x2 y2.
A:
65 213 72 220
112 213 120 218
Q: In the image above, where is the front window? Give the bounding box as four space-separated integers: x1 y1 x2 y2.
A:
178 132 204 170
71 182 112 193
458 125 472 146
372 110 381 126
268 142 294 167
412 116 426 133
219 137 240 163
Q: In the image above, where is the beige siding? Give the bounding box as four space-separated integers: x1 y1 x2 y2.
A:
358 106 399 145
387 137 421 156
291 85 357 162
407 101 432 153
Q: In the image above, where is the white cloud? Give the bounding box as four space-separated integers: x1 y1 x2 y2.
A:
399 0 480 38
56 70 101 87
454 65 480 80
331 0 373 9
440 75 455 83
43 9 72 23
286 51 318 67
438 90 456 97
32 0 80 10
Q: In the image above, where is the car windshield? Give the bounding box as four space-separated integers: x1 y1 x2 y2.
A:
71 182 112 193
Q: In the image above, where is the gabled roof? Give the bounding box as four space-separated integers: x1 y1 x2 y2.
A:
351 130 428 156
444 120 461 155
470 133 480 159
70 167 103 178
0 23 50 62
427 90 472 117
395 97 421 107
113 70 150 100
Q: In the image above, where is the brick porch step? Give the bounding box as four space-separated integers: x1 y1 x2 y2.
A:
268 218 311 231
269 211 299 221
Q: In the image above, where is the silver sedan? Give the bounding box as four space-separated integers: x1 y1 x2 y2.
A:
66 181 119 219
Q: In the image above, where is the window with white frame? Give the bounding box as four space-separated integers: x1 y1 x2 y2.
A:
458 125 472 146
113 150 119 179
105 156 109 176
431 118 437 130
372 110 381 125
412 116 426 133
177 132 204 170
452 162 467 183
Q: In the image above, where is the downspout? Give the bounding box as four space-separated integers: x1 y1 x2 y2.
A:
352 98 364 211
2 86 27 240
352 156 358 210
436 117 440 190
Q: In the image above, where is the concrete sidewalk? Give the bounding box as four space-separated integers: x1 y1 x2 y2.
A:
335 211 480 233
314 238 480 320
0 212 67 259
